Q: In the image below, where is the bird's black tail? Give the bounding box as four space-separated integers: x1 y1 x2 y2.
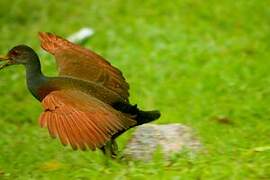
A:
112 102 161 126
109 102 161 148
136 110 161 125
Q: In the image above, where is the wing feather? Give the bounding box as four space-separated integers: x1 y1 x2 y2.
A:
39 112 47 128
46 111 56 138
68 114 90 150
39 90 135 150
53 114 69 146
71 114 97 150
39 32 129 101
59 114 78 150
77 112 108 143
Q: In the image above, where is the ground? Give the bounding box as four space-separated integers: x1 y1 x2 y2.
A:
0 0 269 179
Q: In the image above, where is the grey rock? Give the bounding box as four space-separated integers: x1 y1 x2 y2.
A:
123 124 202 161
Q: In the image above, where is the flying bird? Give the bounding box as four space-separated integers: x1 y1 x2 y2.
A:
0 32 160 157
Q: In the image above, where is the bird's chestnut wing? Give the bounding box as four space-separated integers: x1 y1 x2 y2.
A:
39 32 129 101
39 90 135 150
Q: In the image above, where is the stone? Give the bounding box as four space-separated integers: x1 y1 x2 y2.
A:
123 124 202 161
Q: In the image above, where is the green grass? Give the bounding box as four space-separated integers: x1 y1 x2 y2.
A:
0 0 270 179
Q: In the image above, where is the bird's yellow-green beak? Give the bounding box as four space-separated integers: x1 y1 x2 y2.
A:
0 55 12 70
0 55 9 60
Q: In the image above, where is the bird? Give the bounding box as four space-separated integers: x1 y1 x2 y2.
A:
0 32 160 157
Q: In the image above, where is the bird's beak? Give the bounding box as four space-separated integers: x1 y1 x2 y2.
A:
0 55 13 70
0 55 9 61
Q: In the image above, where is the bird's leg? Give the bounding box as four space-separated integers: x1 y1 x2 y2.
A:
99 139 118 166
100 139 118 159
111 139 118 157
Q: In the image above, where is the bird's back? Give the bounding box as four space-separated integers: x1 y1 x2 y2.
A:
36 76 127 105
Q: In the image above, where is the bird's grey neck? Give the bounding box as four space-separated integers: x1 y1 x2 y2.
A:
25 59 47 100
26 60 44 80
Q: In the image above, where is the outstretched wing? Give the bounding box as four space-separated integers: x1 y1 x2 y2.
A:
39 32 129 101
39 90 135 150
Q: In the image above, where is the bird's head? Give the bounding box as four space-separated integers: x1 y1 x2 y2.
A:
0 45 38 70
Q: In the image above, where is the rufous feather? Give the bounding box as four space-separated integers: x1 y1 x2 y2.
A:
38 32 129 101
39 90 135 150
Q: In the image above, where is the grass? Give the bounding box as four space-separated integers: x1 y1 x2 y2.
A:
0 0 270 179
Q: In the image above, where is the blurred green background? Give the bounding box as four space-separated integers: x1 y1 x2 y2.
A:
0 0 270 179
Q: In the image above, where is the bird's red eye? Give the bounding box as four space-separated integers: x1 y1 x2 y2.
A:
10 50 19 56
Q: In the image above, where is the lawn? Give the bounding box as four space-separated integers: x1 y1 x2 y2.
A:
0 0 270 179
